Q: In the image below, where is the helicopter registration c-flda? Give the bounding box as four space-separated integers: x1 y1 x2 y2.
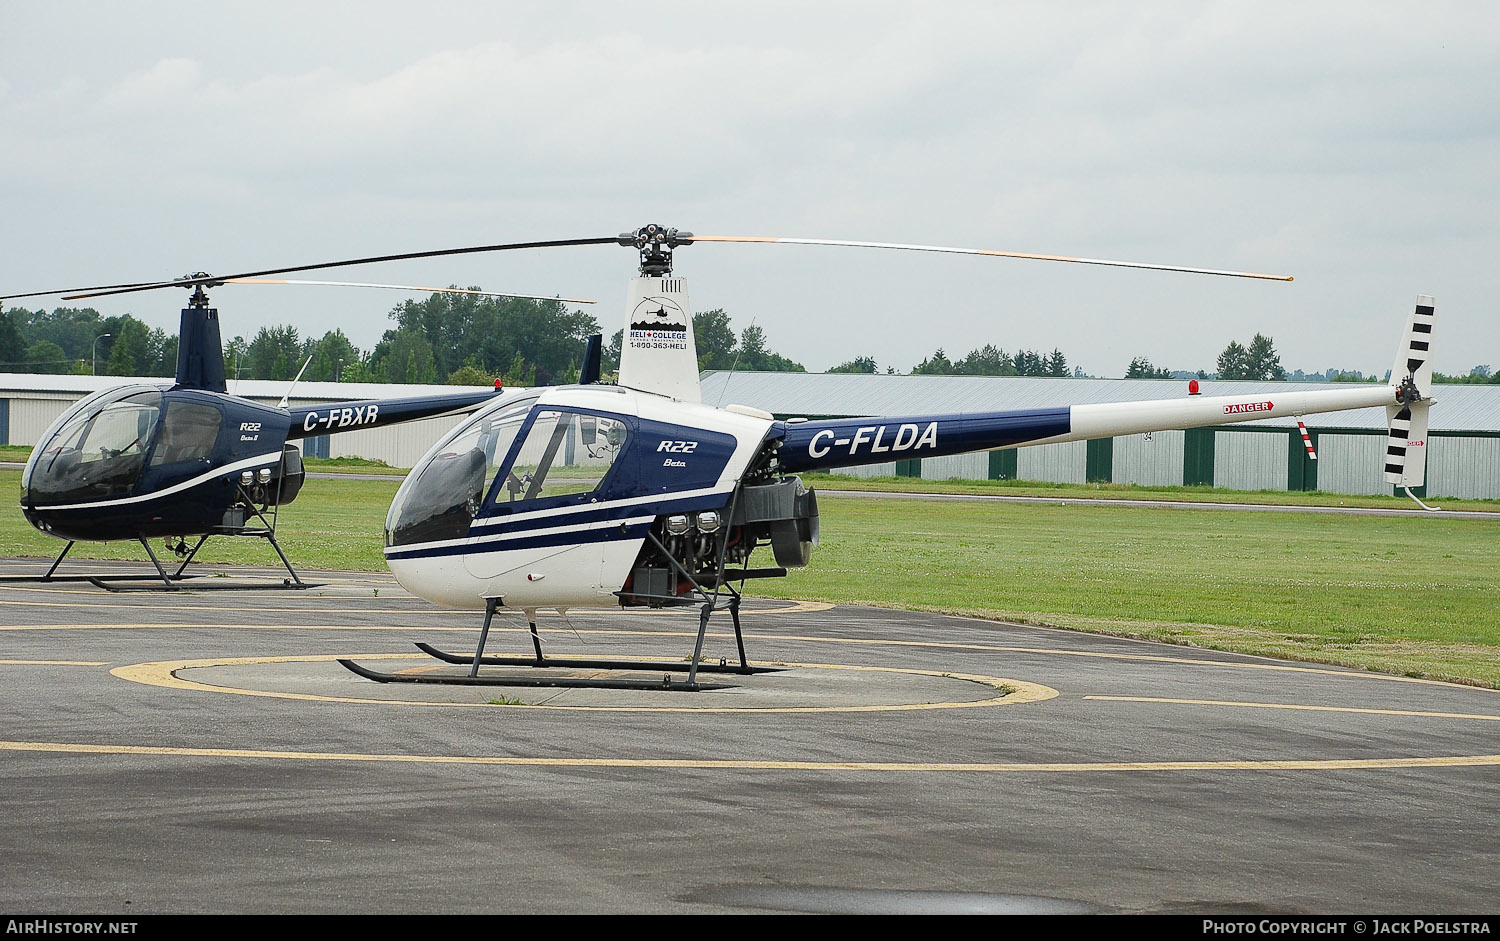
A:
357 226 1438 691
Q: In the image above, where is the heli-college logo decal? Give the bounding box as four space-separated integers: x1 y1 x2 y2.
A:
628 295 689 351
629 296 688 333
1224 401 1273 415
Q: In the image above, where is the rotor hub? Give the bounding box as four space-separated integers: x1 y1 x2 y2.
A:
1395 374 1423 405
179 272 224 308
617 225 693 277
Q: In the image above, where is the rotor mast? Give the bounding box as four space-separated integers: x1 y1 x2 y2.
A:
615 224 702 402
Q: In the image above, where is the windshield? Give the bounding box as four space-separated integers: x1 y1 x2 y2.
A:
24 388 164 505
385 393 539 547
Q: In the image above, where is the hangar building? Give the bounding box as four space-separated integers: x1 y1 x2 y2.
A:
4 372 1497 499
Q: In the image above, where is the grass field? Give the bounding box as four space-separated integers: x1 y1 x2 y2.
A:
3 467 1496 686
778 494 1500 686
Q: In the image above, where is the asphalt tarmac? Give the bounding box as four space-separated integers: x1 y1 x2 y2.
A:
2 561 1497 914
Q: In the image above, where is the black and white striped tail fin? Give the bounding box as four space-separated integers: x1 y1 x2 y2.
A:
1383 400 1430 487
1392 294 1435 395
1383 295 1436 488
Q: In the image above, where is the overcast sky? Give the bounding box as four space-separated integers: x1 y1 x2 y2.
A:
2 2 1496 378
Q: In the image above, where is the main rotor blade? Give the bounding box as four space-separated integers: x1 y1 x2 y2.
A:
8 235 619 302
2 280 162 302
221 278 596 304
688 235 1294 281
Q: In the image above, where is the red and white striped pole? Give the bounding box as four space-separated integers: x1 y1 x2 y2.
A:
1297 420 1317 460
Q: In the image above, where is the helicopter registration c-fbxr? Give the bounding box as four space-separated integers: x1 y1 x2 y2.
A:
300 403 381 432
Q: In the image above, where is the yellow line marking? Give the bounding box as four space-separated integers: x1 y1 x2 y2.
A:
6 618 1493 694
0 659 108 666
751 600 836 614
1086 696 1500 722
110 654 1057 713
3 739 1495 773
394 664 447 676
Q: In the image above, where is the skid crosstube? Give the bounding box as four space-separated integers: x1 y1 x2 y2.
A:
337 657 730 691
412 642 782 675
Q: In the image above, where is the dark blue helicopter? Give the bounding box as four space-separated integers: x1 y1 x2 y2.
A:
13 284 503 589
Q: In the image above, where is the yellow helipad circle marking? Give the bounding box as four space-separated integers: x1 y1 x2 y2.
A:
4 738 1497 774
8 614 1489 695
9 618 1491 697
111 654 1057 713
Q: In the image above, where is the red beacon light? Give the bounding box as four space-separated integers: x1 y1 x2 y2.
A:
1188 379 1200 396
494 378 503 389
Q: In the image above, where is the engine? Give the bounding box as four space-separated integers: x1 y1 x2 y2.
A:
620 475 819 607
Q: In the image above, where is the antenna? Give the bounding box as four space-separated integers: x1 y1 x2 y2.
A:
278 355 315 409
715 316 756 408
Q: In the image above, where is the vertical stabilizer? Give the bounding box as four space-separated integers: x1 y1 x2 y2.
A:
579 334 603 385
616 276 701 402
174 307 228 393
1383 295 1436 488
1390 295 1435 395
1384 401 1431 488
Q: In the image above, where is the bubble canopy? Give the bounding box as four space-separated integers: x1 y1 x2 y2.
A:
22 384 165 506
386 392 541 548
385 390 633 549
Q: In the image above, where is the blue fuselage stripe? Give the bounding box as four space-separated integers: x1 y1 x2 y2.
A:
386 492 727 561
387 521 652 561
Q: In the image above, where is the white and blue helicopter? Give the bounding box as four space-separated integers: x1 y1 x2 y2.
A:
329 225 1434 691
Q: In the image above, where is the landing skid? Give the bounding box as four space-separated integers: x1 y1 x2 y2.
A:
411 642 781 676
337 656 733 692
342 574 761 692
0 528 321 592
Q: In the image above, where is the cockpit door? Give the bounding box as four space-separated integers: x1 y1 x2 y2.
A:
462 408 633 601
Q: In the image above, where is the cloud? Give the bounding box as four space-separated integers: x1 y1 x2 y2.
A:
2 3 1497 375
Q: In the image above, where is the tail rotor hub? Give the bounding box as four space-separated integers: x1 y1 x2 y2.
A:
1395 374 1423 405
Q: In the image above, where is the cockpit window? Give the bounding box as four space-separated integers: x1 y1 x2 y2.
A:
25 390 162 504
384 394 537 547
494 410 628 506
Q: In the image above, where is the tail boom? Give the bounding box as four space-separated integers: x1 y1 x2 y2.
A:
777 385 1400 473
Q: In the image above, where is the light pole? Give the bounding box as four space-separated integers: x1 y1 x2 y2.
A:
92 333 111 375
335 358 344 382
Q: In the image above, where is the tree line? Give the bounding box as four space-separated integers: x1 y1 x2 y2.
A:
5 302 1496 385
0 306 180 377
0 293 606 386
